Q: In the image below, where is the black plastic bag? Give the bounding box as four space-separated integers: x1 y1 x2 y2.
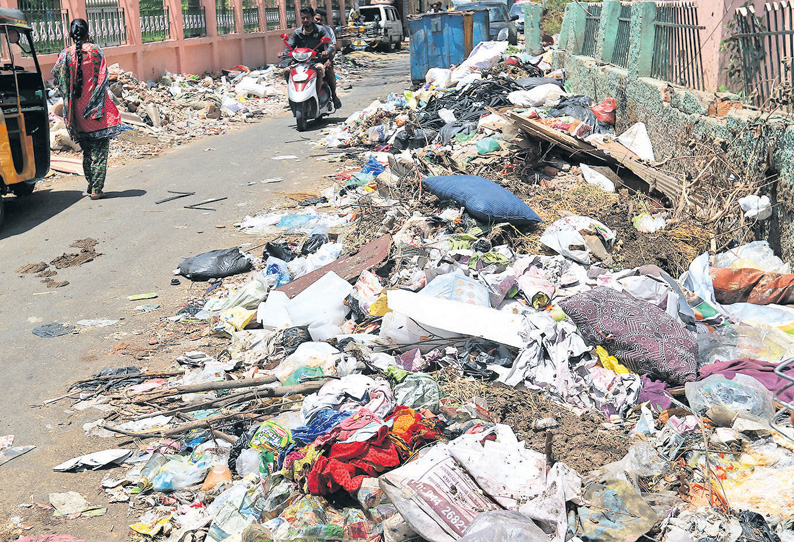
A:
228 424 260 474
178 247 253 281
282 326 312 355
345 294 366 323
438 121 477 145
301 233 329 255
299 196 328 207
472 239 492 253
391 128 438 152
460 338 515 367
548 95 614 135
265 241 296 262
737 510 781 542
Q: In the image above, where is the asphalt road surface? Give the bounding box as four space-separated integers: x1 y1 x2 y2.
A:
0 51 410 540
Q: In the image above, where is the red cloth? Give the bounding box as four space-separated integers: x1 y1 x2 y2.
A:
307 426 400 495
698 358 794 402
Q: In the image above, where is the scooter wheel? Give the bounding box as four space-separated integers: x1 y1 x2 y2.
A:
296 102 309 132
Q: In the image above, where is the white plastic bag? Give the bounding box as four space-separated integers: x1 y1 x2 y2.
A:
632 212 666 233
713 241 790 274
739 194 772 220
234 77 268 98
684 374 775 420
425 67 453 88
508 84 567 107
273 341 340 383
617 122 655 162
580 164 615 192
286 271 352 327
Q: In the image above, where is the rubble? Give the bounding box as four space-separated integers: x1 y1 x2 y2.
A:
22 40 794 542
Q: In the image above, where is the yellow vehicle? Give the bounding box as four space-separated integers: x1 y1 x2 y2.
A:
0 8 50 229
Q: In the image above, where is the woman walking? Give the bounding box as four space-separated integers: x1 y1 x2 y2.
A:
52 19 122 200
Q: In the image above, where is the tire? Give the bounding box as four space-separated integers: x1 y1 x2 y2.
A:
10 180 35 197
295 101 309 132
394 38 402 50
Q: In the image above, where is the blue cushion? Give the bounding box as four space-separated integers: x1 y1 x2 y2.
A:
422 175 542 226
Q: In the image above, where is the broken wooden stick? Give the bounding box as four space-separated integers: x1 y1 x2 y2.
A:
135 374 279 401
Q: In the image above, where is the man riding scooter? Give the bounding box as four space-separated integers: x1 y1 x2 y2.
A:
281 7 342 109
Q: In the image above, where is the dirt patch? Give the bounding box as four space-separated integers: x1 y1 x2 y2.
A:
484 385 629 474
15 262 48 274
598 196 711 277
51 239 101 269
41 278 70 288
70 238 99 250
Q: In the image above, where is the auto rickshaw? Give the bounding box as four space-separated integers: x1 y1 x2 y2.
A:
0 8 50 229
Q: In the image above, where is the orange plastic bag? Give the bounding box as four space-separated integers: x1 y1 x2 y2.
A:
591 97 616 124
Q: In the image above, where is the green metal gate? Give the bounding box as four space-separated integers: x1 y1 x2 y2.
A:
86 0 127 48
18 0 69 55
650 2 705 90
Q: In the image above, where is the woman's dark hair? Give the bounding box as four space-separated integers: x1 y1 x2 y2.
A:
69 19 89 98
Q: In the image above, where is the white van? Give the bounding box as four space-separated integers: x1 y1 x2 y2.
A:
351 5 404 50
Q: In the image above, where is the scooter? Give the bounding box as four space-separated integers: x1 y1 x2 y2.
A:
281 34 335 132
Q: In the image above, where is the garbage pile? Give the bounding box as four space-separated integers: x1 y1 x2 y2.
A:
39 42 794 542
46 51 383 166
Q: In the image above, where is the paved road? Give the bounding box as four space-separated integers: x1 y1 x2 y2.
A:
0 52 409 540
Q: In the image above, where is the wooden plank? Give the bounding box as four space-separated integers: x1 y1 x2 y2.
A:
49 156 84 176
499 108 701 208
275 234 392 298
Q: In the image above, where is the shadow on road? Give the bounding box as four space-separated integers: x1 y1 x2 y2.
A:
1 189 84 240
107 189 147 199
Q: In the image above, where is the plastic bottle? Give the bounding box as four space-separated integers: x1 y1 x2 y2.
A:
137 452 168 489
201 464 232 491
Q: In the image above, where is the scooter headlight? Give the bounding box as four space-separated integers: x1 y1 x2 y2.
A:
292 51 313 62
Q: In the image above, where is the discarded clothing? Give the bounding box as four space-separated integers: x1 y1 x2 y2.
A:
711 267 794 305
559 287 697 385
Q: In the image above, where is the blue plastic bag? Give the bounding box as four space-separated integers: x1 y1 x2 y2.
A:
422 175 543 226
361 156 386 177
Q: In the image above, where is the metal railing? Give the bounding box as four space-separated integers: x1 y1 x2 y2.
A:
216 0 236 34
140 5 170 42
610 2 632 68
265 6 281 30
733 2 794 110
285 0 296 27
86 0 127 48
19 0 69 55
243 5 260 32
182 5 207 37
580 3 602 57
650 2 705 90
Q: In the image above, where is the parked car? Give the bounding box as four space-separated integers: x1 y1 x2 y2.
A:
454 1 518 45
510 1 527 32
345 5 404 51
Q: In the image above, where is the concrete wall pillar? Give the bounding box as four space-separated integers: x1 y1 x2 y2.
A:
63 0 87 22
594 0 619 64
557 1 585 56
523 3 542 55
627 1 656 79
205 0 220 70
165 0 185 72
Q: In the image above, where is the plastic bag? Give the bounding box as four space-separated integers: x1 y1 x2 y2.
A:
368 125 389 144
591 96 617 124
548 95 614 135
580 164 615 192
264 242 295 262
301 233 329 255
476 137 501 155
425 68 453 88
617 122 655 162
632 213 666 233
421 273 490 307
507 84 567 107
739 195 772 221
178 248 253 281
265 257 290 288
458 511 547 542
685 374 774 420
273 342 340 383
361 155 386 176
204 278 268 315
713 241 790 274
